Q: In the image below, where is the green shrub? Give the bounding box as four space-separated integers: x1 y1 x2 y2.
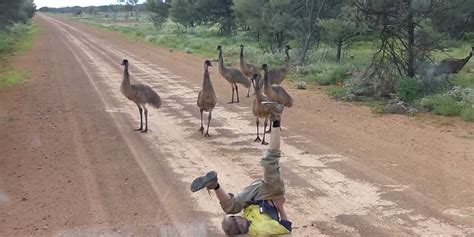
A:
395 76 422 102
327 85 348 99
451 73 474 88
429 95 462 116
320 66 349 85
460 107 474 122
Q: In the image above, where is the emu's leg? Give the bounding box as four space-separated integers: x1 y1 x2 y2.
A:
228 84 235 104
261 117 268 145
135 103 143 131
235 84 240 103
204 110 212 137
199 108 204 133
141 105 148 133
254 118 261 142
247 84 251 97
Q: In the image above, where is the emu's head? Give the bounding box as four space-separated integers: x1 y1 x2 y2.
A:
216 45 222 50
285 45 291 50
261 64 268 70
204 60 213 67
240 45 244 49
121 59 129 66
251 74 260 89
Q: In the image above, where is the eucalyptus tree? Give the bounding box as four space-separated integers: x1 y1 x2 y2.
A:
145 0 171 29
354 0 443 77
319 6 367 63
0 0 36 30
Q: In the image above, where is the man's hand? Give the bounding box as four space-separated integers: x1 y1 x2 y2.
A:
272 196 289 221
273 196 286 209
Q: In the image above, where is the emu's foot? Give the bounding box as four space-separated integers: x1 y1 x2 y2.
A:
135 127 143 131
204 133 211 137
254 137 261 142
227 101 235 104
261 141 268 145
199 126 204 133
140 128 148 133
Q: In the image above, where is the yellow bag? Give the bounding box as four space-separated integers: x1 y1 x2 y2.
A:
243 204 290 236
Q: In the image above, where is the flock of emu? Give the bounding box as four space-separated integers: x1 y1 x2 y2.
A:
119 45 473 142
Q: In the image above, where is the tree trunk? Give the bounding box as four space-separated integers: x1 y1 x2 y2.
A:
298 33 312 65
336 40 343 63
297 0 326 66
406 0 415 77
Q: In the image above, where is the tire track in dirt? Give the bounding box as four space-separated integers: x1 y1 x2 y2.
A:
43 17 210 237
42 15 472 236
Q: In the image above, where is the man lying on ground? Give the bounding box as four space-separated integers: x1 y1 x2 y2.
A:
190 102 292 235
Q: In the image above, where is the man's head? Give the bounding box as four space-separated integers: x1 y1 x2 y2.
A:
222 215 250 235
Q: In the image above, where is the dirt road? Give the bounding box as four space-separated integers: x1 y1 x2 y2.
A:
1 14 473 236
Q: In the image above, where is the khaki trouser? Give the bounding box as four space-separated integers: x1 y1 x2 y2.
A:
221 149 285 214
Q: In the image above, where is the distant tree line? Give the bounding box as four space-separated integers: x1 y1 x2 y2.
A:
0 0 36 30
144 0 472 68
39 0 473 77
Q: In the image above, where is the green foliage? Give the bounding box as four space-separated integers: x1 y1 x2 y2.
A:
233 0 297 49
319 6 367 63
169 0 197 27
145 0 171 29
395 76 422 103
423 95 461 116
0 69 30 87
460 107 474 122
0 23 36 88
0 0 36 30
322 66 349 85
326 85 348 100
450 73 474 88
429 0 474 40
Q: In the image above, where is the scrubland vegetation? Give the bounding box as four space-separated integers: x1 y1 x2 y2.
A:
40 0 474 121
0 0 36 88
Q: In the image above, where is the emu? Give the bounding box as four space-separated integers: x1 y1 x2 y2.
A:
197 60 217 137
251 74 271 145
240 44 261 86
120 59 161 132
216 45 251 103
433 47 473 76
262 64 293 108
259 45 291 88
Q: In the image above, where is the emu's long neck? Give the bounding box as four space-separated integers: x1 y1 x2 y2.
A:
254 84 266 102
465 51 473 63
122 65 131 87
240 48 245 67
203 65 213 90
263 68 270 87
218 49 226 73
284 49 290 69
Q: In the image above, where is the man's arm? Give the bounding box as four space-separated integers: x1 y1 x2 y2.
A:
268 120 281 151
273 197 292 231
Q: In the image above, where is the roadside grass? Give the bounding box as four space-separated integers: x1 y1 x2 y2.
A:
0 68 31 87
62 12 473 121
0 22 37 88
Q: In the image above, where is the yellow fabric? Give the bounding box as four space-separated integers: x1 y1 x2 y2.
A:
243 205 290 236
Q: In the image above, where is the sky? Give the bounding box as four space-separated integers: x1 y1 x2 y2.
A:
34 0 144 8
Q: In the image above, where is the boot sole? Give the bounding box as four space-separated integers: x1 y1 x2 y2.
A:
190 171 217 192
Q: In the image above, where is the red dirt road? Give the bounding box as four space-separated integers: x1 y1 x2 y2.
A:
1 14 473 236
